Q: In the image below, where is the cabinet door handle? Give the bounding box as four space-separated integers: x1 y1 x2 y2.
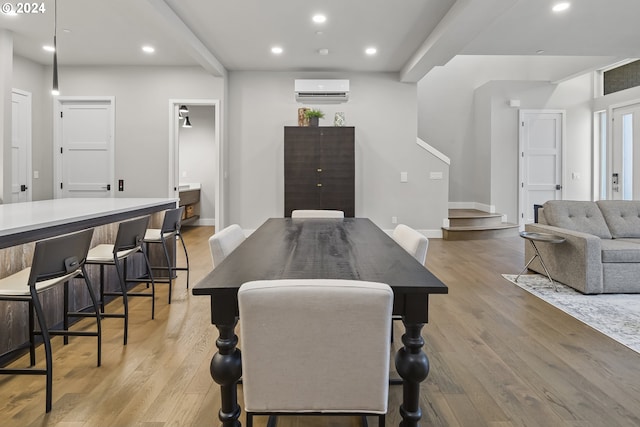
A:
317 183 323 187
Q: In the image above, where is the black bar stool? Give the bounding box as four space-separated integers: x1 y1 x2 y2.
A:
85 216 154 345
142 207 189 303
0 229 100 413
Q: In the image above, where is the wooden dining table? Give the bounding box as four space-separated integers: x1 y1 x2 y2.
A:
192 217 448 427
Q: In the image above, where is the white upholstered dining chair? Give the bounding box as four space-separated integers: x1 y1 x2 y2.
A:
392 224 428 265
390 224 429 345
208 224 246 268
291 209 344 218
238 279 393 426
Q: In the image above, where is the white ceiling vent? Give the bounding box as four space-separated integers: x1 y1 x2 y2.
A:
295 79 349 104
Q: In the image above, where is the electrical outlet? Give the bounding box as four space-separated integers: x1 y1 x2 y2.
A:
391 216 398 224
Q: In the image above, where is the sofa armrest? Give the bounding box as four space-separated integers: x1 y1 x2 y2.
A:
523 223 603 294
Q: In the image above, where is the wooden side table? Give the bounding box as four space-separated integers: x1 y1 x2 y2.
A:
516 231 566 291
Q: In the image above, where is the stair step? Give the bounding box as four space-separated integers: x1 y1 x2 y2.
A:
444 209 519 240
449 215 503 228
442 224 519 240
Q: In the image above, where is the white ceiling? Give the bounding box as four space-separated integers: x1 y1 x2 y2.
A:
1 0 639 82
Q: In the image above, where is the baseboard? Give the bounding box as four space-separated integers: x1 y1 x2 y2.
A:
191 218 215 226
448 202 495 213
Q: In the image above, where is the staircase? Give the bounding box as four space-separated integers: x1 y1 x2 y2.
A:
442 209 519 240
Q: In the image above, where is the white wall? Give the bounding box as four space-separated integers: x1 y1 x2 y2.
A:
179 105 216 224
419 56 594 221
36 65 224 198
227 71 449 232
0 30 12 203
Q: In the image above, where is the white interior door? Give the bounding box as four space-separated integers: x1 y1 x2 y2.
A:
11 89 32 203
55 98 114 198
611 103 640 200
519 110 564 224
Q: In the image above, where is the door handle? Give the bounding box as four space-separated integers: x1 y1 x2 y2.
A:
102 185 111 191
20 184 27 192
555 184 562 190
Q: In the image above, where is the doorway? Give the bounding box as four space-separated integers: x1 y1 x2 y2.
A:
53 97 115 198
169 99 221 231
518 110 565 224
11 89 32 203
611 102 640 199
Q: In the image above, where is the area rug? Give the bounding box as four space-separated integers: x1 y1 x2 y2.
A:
502 274 640 354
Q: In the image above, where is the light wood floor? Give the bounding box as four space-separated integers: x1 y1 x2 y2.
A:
2 226 640 426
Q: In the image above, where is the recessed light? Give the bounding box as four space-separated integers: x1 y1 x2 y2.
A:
552 2 570 12
318 48 329 55
43 45 55 52
271 46 283 54
365 47 377 55
312 14 326 23
142 45 155 54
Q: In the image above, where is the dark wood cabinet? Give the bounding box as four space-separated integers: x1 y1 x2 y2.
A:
284 126 355 217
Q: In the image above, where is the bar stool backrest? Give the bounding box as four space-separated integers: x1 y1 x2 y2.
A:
161 207 184 234
28 228 94 287
113 216 150 253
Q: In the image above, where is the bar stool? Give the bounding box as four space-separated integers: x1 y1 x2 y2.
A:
0 228 100 413
85 216 154 345
142 207 189 304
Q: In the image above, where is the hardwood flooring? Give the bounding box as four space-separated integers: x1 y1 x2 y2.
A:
1 226 639 426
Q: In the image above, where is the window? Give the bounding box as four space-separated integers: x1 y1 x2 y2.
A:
604 60 640 95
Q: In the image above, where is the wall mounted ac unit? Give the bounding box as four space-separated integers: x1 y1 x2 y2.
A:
294 79 349 103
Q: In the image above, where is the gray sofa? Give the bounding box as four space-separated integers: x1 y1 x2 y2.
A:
524 200 640 294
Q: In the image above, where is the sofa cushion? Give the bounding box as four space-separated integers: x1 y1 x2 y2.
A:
600 239 640 263
542 200 612 239
596 200 640 238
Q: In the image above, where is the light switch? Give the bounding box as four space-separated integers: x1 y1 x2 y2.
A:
400 172 408 182
430 171 443 180
33 170 39 179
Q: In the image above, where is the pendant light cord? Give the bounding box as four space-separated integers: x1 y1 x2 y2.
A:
52 0 59 95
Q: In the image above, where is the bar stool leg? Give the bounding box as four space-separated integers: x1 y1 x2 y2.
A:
63 281 70 345
99 265 106 313
81 266 102 367
178 231 190 289
30 287 53 413
141 246 156 319
159 238 174 304
113 257 129 345
28 299 36 366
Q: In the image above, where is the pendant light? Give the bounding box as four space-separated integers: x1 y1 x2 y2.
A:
182 116 192 128
179 105 189 114
51 0 59 96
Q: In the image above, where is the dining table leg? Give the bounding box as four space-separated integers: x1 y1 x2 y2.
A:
210 319 242 427
395 320 429 427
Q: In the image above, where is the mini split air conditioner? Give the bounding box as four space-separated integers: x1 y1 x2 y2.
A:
294 79 349 104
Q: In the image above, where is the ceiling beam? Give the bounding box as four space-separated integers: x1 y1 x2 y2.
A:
400 0 517 83
145 0 226 77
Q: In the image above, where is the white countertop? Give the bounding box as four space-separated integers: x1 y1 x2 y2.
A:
0 198 177 237
178 183 201 191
